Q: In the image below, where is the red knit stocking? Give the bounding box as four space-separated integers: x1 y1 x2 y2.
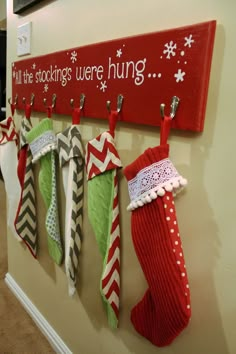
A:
124 116 191 347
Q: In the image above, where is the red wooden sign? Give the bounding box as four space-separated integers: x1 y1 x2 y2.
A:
12 20 216 132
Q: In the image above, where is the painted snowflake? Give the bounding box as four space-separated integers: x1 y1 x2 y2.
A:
184 34 194 48
70 51 77 63
174 69 186 82
43 84 49 92
163 41 177 59
116 49 122 58
100 81 107 92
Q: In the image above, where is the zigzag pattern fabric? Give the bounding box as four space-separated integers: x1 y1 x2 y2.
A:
57 125 84 296
85 131 122 328
0 117 18 144
15 117 37 258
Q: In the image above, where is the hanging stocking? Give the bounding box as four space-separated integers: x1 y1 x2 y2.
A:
26 117 63 265
123 116 191 347
14 104 37 258
0 116 21 240
57 108 84 296
85 111 122 328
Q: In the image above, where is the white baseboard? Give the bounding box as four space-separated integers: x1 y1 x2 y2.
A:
5 273 72 354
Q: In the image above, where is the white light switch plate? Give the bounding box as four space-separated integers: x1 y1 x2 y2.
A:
17 22 31 56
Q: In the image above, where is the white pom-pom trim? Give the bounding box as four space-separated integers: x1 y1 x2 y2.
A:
137 200 144 207
165 184 173 192
157 187 165 196
127 176 187 211
150 190 157 199
32 143 57 163
180 177 188 186
173 180 180 189
145 195 152 203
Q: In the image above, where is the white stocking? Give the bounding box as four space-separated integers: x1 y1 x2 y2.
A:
0 141 21 240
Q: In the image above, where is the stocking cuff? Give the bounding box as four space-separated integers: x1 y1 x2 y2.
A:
57 125 84 167
0 117 18 144
85 131 122 180
26 118 57 163
124 146 187 211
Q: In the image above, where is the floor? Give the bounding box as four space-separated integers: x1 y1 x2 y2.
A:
0 179 55 353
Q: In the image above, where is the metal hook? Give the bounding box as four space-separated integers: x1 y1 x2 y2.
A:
170 96 180 118
117 94 124 113
79 93 85 110
106 94 124 114
44 94 57 108
8 94 18 106
30 93 35 106
70 93 85 110
106 100 111 113
51 93 57 108
160 96 180 119
23 94 34 106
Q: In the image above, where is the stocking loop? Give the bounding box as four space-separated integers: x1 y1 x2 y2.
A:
160 115 172 146
10 103 15 117
47 106 53 118
72 107 81 125
109 110 119 136
25 103 32 120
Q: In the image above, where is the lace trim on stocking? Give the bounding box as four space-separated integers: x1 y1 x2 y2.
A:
29 131 57 162
127 158 187 211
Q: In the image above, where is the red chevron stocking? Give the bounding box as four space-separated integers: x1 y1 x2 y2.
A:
85 111 121 328
124 116 191 346
0 116 21 240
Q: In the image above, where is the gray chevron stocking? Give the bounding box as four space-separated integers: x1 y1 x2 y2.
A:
15 114 37 258
57 125 84 296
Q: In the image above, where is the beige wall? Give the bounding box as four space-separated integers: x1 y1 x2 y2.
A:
0 0 6 21
0 0 6 27
6 0 236 353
